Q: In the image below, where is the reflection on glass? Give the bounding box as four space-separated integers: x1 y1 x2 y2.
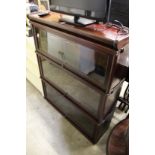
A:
37 29 109 89
45 82 95 137
41 57 101 117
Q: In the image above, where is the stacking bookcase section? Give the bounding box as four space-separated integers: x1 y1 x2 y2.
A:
29 12 129 143
37 54 123 121
42 80 116 143
34 27 116 93
44 80 95 138
38 55 101 119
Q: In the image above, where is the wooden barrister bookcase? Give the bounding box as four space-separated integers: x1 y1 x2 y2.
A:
29 12 129 144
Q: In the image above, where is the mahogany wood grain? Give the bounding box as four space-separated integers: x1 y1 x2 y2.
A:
107 118 129 155
28 12 129 50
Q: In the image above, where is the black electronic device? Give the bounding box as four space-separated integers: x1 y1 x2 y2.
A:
49 0 109 25
48 0 129 28
37 11 50 17
108 0 129 27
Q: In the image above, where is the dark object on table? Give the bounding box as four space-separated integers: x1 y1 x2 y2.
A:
107 117 129 155
37 11 50 17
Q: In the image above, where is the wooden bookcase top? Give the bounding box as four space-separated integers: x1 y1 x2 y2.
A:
28 12 129 50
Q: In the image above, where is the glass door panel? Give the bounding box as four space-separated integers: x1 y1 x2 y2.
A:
36 28 110 90
44 81 95 137
40 56 101 118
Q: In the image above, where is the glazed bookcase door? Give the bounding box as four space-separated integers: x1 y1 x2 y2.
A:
39 55 102 119
43 80 96 139
34 28 112 91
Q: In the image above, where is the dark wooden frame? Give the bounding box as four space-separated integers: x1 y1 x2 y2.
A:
32 22 122 94
36 52 124 122
30 13 128 144
42 79 116 144
29 13 129 50
36 51 105 94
